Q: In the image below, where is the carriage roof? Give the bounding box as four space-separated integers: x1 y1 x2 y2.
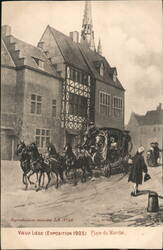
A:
99 127 124 133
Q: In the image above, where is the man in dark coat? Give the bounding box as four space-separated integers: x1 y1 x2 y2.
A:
153 142 160 166
128 146 148 196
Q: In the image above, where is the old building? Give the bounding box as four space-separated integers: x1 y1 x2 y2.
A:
1 1 125 160
1 26 62 159
127 103 163 153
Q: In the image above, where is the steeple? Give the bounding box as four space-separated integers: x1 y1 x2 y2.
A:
80 1 96 51
97 38 102 55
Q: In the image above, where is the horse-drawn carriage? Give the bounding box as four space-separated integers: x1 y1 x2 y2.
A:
16 127 132 191
83 127 133 177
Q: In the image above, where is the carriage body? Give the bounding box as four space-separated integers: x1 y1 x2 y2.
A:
92 127 132 176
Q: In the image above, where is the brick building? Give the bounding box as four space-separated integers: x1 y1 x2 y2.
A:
1 1 125 160
127 103 163 153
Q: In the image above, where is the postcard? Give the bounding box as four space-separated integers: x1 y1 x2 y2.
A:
1 0 163 249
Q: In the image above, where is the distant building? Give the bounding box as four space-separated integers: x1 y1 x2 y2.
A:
127 103 163 153
1 1 125 160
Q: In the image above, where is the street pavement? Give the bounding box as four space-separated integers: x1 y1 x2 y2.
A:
1 160 163 227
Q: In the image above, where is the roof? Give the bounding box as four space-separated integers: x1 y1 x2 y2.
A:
1 39 15 67
49 26 91 73
79 43 125 90
2 35 59 76
134 109 163 125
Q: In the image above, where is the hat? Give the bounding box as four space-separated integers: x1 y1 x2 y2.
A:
138 146 145 153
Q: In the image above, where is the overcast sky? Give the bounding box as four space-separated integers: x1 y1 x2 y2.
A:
2 0 163 124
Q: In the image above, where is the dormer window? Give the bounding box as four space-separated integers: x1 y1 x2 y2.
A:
94 60 104 77
33 57 44 69
110 67 117 82
113 71 117 82
100 63 104 76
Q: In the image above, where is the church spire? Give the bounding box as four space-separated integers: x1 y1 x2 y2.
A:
80 1 96 51
97 38 102 55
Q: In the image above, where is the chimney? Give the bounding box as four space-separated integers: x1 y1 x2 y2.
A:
156 103 162 111
2 25 11 37
69 31 79 43
38 41 45 50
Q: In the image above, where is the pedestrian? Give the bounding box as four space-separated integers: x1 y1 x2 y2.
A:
128 146 148 196
146 142 155 167
153 142 160 166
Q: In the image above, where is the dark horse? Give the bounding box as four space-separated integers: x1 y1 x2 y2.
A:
16 141 34 189
64 144 92 185
28 143 64 191
47 143 65 185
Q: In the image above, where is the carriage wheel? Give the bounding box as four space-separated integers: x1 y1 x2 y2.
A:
104 164 111 177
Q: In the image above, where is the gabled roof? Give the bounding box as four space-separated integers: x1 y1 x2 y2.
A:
2 35 59 76
134 109 163 125
49 26 91 73
1 39 15 67
79 43 125 90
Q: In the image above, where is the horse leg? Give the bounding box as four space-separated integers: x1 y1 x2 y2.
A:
22 173 28 190
59 169 65 185
73 169 78 186
35 172 39 188
36 171 43 192
41 172 45 187
45 172 51 190
55 173 59 188
82 168 86 183
26 170 35 186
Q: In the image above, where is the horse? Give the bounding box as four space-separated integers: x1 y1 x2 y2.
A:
16 141 34 189
35 143 65 190
64 144 92 184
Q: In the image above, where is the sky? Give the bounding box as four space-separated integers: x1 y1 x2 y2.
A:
2 0 163 124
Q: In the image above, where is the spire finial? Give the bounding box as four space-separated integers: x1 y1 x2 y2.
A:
80 1 96 51
97 38 102 55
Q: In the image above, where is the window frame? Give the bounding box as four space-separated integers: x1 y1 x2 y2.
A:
30 94 42 115
99 91 111 117
52 99 57 117
35 129 50 148
113 96 123 117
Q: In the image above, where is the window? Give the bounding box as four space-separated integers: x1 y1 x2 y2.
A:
113 96 123 117
52 99 57 117
99 91 111 116
31 94 42 114
69 93 87 117
113 72 117 82
67 66 70 78
100 63 104 76
35 129 50 148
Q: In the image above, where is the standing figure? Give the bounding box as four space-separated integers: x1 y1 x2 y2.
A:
146 143 155 167
128 146 148 196
153 142 160 166
83 122 99 148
